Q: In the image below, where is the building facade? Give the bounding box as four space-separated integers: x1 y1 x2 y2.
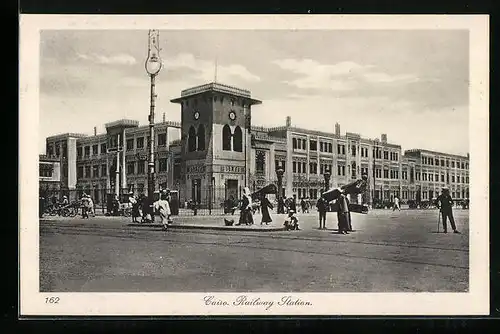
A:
40 82 469 207
39 154 61 194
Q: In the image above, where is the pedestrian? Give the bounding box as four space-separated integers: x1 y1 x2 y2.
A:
81 194 90 219
260 194 273 225
300 198 307 213
437 187 460 234
336 191 350 234
284 210 300 231
345 195 353 232
129 192 139 223
289 197 297 213
236 187 254 225
87 195 95 217
393 196 401 211
316 197 328 229
154 192 171 230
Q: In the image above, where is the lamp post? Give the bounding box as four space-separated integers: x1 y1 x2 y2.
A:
145 29 162 219
276 167 284 214
323 170 331 193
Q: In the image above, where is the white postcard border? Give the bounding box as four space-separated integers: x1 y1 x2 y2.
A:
19 14 490 316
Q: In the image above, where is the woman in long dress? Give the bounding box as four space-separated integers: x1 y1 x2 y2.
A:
237 187 254 225
260 194 273 225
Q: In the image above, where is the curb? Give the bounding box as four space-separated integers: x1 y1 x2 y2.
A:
127 223 285 232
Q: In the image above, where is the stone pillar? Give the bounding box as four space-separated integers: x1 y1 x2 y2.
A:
285 129 293 197
121 130 127 191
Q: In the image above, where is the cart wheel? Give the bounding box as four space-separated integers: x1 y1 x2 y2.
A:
70 208 77 217
61 208 69 217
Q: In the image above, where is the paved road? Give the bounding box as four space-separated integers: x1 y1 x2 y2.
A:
40 209 469 293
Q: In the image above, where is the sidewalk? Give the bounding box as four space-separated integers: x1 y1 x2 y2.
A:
130 213 287 232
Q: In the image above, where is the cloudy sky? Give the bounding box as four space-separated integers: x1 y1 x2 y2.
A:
39 29 469 155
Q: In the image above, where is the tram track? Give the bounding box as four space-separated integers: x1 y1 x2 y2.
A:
40 222 469 270
40 220 469 253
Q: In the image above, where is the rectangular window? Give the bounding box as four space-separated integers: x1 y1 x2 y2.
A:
159 158 167 172
466 176 469 183
351 145 356 157
158 133 167 147
441 174 445 182
137 137 144 149
461 162 465 169
101 164 107 176
77 147 82 158
302 162 306 174
465 163 469 170
127 162 135 175
383 151 389 160
126 139 134 151
293 138 297 149
319 142 324 152
101 143 106 154
302 139 306 150
92 165 99 178
383 169 389 178
293 161 297 173
440 159 445 167
309 140 317 151
137 161 145 174
92 145 98 155
77 166 83 178
297 162 302 174
84 166 90 178
84 146 90 157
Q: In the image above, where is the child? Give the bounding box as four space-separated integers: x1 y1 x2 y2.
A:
284 210 300 231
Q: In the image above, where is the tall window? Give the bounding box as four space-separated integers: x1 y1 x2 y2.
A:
233 126 243 152
293 138 297 149
126 139 134 151
127 162 135 175
136 137 144 149
101 143 106 154
310 140 317 151
255 150 265 174
197 125 205 151
158 133 167 147
92 145 98 155
188 126 197 152
222 124 232 151
159 158 168 172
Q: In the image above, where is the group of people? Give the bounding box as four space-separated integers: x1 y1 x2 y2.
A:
128 190 172 229
316 192 352 234
235 187 301 230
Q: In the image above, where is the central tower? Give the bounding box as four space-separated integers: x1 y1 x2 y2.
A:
171 82 262 207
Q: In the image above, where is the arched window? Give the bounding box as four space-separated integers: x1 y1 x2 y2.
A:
233 126 243 152
222 124 232 151
197 125 205 151
188 126 197 152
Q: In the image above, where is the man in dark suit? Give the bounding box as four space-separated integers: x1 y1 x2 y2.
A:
437 187 460 234
316 197 328 229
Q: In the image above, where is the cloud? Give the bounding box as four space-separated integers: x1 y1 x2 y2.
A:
273 58 419 93
76 53 137 65
164 53 261 83
363 72 419 84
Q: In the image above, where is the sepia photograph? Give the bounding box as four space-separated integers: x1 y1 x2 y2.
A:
20 15 489 316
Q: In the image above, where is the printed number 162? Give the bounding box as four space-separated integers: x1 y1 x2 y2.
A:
45 297 59 304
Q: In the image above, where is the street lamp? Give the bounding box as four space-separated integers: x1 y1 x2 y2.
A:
276 167 284 214
323 170 331 193
145 29 162 220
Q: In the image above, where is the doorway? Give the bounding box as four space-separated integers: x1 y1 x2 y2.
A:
225 179 238 201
